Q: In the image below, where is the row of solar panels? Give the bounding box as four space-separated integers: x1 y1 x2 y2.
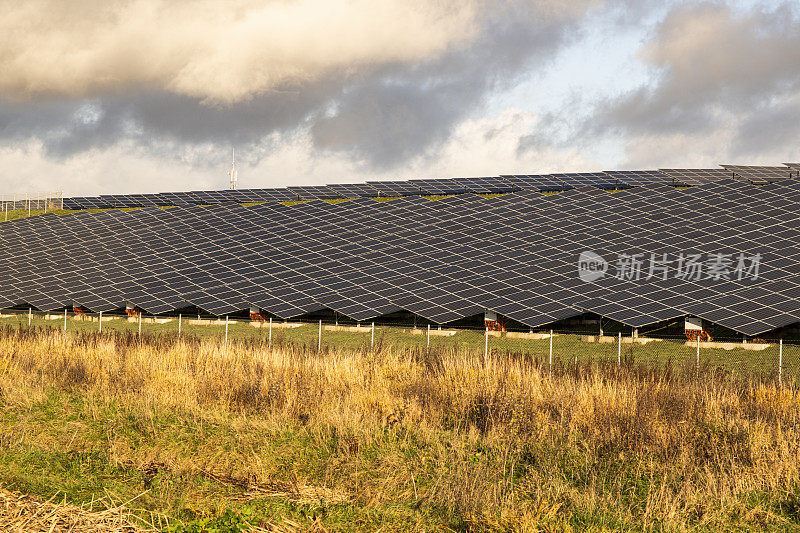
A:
5 177 800 336
59 164 800 210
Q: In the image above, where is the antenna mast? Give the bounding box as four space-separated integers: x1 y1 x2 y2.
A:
228 148 238 190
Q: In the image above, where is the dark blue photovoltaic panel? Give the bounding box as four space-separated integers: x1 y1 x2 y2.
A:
604 170 670 187
8 176 800 337
659 169 734 186
58 162 793 212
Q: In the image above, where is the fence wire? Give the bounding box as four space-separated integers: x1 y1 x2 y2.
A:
0 308 797 386
1 192 64 218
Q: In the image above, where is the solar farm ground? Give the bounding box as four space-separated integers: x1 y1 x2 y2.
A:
0 193 516 222
1 206 148 222
1 325 799 531
1 314 797 382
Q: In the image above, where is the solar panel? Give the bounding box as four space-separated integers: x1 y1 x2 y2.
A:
552 172 616 189
452 177 516 194
365 180 423 197
604 170 669 187
721 165 796 184
407 179 467 195
658 168 734 186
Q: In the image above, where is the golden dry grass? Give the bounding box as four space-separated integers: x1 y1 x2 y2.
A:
1 325 799 531
0 485 152 532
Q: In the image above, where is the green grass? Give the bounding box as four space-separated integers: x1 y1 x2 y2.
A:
2 327 799 531
2 387 797 531
0 390 475 531
0 313 796 382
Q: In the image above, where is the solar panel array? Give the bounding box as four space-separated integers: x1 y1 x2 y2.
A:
659 168 735 186
60 164 800 209
6 179 800 336
721 165 799 184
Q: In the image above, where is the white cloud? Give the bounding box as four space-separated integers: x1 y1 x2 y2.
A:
595 2 800 166
0 0 480 103
403 109 597 177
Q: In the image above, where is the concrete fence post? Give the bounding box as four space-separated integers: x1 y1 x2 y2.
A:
225 315 229 346
63 308 67 333
696 335 700 376
371 321 375 349
99 311 102 332
28 307 31 326
484 327 489 361
318 319 322 352
268 317 272 348
549 329 553 373
427 323 430 351
138 312 142 338
618 332 621 366
178 313 182 337
779 338 783 387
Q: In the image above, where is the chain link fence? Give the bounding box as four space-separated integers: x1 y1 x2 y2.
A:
1 307 796 386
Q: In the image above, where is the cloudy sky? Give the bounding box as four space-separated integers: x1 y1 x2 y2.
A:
0 0 798 195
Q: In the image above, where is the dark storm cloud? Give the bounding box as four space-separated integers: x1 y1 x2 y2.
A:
309 3 588 168
0 79 340 158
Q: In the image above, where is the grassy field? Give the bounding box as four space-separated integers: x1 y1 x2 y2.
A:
1 325 799 531
1 312 798 382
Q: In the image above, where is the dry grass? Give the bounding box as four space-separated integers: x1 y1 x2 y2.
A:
0 485 152 532
1 325 800 531
0 486 331 533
